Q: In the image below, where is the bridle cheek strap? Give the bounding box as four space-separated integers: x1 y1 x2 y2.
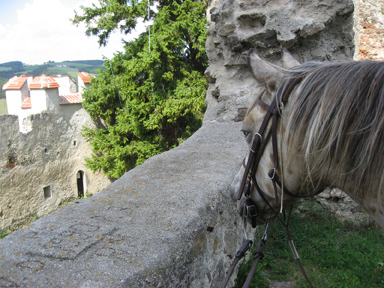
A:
238 75 308 207
237 96 278 201
229 74 319 288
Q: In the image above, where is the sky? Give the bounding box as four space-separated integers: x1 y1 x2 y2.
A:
0 0 144 65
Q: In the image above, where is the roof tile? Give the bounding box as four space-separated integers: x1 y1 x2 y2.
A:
29 74 60 89
77 72 94 84
2 75 31 90
21 97 32 109
59 93 83 105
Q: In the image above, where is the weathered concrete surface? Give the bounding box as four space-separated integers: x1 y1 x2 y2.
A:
0 121 248 288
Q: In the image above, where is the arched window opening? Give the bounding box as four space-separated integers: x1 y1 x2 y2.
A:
77 170 85 198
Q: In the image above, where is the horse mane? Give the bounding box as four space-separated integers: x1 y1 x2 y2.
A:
284 60 384 202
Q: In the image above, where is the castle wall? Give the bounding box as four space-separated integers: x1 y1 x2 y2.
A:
0 109 112 231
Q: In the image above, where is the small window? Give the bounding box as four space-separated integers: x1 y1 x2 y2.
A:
73 140 77 146
43 186 51 199
7 156 17 169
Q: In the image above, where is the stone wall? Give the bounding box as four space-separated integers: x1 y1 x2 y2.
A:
204 0 355 123
0 109 112 231
0 0 357 287
0 121 248 288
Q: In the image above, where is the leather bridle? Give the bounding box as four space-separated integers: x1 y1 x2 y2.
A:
221 75 318 288
237 76 305 228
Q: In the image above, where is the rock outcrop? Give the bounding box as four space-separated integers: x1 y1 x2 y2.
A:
204 0 355 123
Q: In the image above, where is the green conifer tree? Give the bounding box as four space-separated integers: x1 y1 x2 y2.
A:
73 0 207 178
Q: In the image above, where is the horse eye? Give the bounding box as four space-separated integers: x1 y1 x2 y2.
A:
242 130 250 138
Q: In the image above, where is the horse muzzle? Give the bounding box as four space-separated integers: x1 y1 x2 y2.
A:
230 176 275 227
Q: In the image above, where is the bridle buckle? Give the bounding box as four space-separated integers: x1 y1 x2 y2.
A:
243 200 257 218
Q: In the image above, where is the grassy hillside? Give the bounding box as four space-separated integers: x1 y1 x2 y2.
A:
0 99 7 115
0 60 105 80
0 77 7 98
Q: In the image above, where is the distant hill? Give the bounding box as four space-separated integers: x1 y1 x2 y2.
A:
0 60 105 81
0 61 23 68
0 77 7 99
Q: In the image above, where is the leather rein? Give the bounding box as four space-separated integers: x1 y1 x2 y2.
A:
221 76 318 288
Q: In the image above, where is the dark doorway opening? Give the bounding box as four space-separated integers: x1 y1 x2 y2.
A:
77 170 85 198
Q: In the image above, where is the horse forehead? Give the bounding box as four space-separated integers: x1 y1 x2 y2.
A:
244 106 264 128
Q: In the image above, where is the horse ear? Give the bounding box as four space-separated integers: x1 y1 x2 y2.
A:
248 49 284 94
281 48 300 68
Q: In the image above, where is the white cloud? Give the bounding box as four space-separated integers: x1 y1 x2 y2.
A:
0 0 143 64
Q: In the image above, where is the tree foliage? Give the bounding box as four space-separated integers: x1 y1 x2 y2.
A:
74 0 207 179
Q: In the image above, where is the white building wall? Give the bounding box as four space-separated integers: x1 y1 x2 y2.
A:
77 75 91 95
18 108 33 133
30 89 47 114
46 89 60 113
18 107 32 120
78 77 85 95
5 75 86 132
54 77 76 95
5 90 23 115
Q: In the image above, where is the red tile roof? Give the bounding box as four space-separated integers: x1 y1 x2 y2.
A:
21 97 32 109
29 74 60 89
77 72 94 84
59 93 83 105
2 75 31 90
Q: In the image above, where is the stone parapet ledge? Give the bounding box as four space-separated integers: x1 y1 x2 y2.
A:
0 121 248 288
